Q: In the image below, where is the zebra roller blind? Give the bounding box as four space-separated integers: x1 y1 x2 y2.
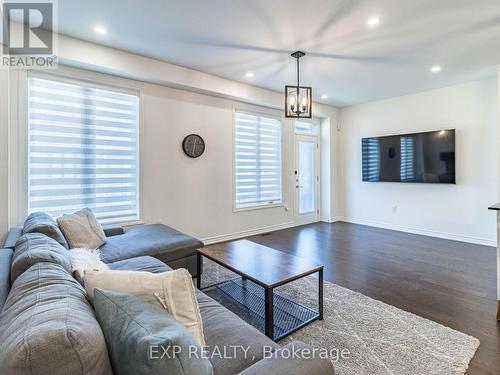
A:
234 111 282 209
28 75 140 222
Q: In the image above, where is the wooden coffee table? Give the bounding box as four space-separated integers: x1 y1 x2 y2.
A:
197 240 323 341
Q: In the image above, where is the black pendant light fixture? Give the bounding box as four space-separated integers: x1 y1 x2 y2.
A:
285 51 312 118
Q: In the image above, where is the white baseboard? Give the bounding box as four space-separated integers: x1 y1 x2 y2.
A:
320 217 334 223
202 222 295 245
321 217 344 223
198 216 495 247
337 216 496 247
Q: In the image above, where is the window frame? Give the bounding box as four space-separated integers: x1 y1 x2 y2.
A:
232 108 284 212
25 70 143 225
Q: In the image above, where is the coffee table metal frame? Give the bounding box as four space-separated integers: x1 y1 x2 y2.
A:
197 251 323 341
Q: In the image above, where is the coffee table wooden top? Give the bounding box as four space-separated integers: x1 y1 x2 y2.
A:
198 240 323 288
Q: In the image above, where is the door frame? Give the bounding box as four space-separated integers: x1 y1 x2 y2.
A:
294 125 320 226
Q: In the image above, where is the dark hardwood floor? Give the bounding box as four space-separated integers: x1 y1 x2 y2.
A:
205 221 499 375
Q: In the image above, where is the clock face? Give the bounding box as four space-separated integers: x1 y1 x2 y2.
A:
182 134 205 158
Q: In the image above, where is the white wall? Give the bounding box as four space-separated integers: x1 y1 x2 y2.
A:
320 118 332 221
139 79 296 243
497 67 500 299
0 70 9 244
498 67 500 200
338 79 498 246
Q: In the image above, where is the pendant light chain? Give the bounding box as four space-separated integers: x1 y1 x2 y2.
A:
296 55 300 87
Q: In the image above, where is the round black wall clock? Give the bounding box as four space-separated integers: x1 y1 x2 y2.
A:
182 134 205 158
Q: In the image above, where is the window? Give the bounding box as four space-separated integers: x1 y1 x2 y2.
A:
234 111 282 209
28 75 140 222
294 120 318 135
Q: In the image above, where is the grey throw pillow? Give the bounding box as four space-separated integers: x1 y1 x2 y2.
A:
57 208 107 249
23 212 69 249
93 288 213 375
11 233 72 283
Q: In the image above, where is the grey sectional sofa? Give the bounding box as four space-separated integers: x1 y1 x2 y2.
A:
4 222 203 276
0 222 335 375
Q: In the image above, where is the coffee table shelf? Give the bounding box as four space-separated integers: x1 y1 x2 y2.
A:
203 277 319 341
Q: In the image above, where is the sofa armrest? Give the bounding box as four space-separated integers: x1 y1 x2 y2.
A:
102 224 125 237
238 342 335 375
3 227 23 249
0 248 13 312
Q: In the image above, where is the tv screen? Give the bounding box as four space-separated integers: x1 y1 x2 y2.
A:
361 129 455 183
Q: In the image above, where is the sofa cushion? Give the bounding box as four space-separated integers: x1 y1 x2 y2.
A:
3 226 23 249
167 254 199 276
85 268 206 346
100 224 203 264
11 233 72 283
94 288 213 375
0 262 113 375
102 224 125 237
22 212 69 248
0 248 13 312
57 208 107 249
238 342 335 375
196 291 279 375
108 255 173 273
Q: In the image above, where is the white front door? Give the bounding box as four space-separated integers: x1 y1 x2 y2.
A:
294 134 319 225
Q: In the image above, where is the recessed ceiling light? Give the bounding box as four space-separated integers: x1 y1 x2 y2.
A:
321 95 328 100
94 26 107 35
367 17 380 27
431 65 441 73
245 72 254 78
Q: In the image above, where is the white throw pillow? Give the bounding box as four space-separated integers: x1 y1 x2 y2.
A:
57 208 107 249
84 268 206 346
69 248 109 281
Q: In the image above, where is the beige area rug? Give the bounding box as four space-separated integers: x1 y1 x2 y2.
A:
201 259 479 375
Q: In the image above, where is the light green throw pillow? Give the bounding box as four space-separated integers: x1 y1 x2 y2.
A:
93 288 213 375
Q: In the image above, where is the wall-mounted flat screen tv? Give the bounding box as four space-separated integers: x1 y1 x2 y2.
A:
361 129 455 184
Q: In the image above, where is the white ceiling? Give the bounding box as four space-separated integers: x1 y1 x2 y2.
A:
57 0 500 107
